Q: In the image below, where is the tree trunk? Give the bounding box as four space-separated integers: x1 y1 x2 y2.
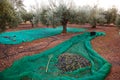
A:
92 24 96 28
32 23 34 27
92 19 96 28
61 12 68 33
30 21 34 27
62 23 67 33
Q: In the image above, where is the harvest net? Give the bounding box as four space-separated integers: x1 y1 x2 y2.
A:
0 26 86 44
0 32 111 80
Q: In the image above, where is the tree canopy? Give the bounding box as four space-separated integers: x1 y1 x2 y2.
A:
0 0 19 32
39 0 81 33
0 0 119 32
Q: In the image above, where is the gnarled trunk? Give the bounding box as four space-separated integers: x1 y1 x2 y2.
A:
30 21 34 27
62 23 67 33
91 18 97 28
92 24 96 28
61 13 68 33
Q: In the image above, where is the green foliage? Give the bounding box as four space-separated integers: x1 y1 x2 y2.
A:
89 6 99 28
52 3 74 33
40 3 71 27
37 1 109 29
96 15 107 26
30 3 42 27
69 6 89 24
0 0 19 32
20 11 34 27
115 14 120 28
40 8 51 27
9 0 24 10
40 0 79 33
54 4 71 24
88 6 107 28
32 14 40 27
69 5 106 27
104 7 118 24
68 9 78 24
21 12 34 23
9 0 25 23
75 6 91 24
24 0 118 29
76 11 88 24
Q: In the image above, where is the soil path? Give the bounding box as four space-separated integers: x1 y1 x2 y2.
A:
0 24 120 80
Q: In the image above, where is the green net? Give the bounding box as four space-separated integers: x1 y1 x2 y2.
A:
0 26 86 44
0 32 111 80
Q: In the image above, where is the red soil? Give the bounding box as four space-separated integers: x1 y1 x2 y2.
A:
0 24 120 80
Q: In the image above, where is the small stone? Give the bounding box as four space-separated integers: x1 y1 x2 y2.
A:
19 46 23 48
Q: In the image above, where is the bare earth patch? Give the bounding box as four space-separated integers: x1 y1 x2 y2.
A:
0 24 120 80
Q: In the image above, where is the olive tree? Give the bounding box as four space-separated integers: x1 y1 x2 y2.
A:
0 0 19 32
103 7 118 24
21 11 34 27
40 0 78 33
88 6 107 28
40 6 51 27
53 3 71 33
9 0 25 23
29 1 43 27
69 5 106 28
70 5 91 24
115 14 120 28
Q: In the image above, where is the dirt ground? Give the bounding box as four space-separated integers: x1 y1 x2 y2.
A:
0 24 120 80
